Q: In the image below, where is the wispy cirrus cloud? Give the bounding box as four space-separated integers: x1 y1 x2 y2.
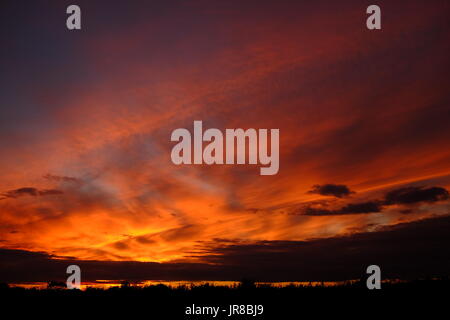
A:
0 187 63 200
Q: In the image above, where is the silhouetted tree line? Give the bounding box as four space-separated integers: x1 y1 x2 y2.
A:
0 278 448 318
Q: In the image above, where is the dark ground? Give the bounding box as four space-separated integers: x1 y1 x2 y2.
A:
0 279 447 319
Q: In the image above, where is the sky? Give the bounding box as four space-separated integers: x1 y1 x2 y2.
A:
0 0 449 282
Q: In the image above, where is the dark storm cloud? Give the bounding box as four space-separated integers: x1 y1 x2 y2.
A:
194 215 450 281
0 187 63 199
0 249 225 283
304 201 382 216
340 201 382 214
384 186 449 205
1 215 450 282
302 185 449 216
307 184 354 198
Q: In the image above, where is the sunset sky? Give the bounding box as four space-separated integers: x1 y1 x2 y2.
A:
1 0 449 282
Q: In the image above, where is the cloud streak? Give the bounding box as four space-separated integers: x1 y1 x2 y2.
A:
307 184 355 198
0 187 63 200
